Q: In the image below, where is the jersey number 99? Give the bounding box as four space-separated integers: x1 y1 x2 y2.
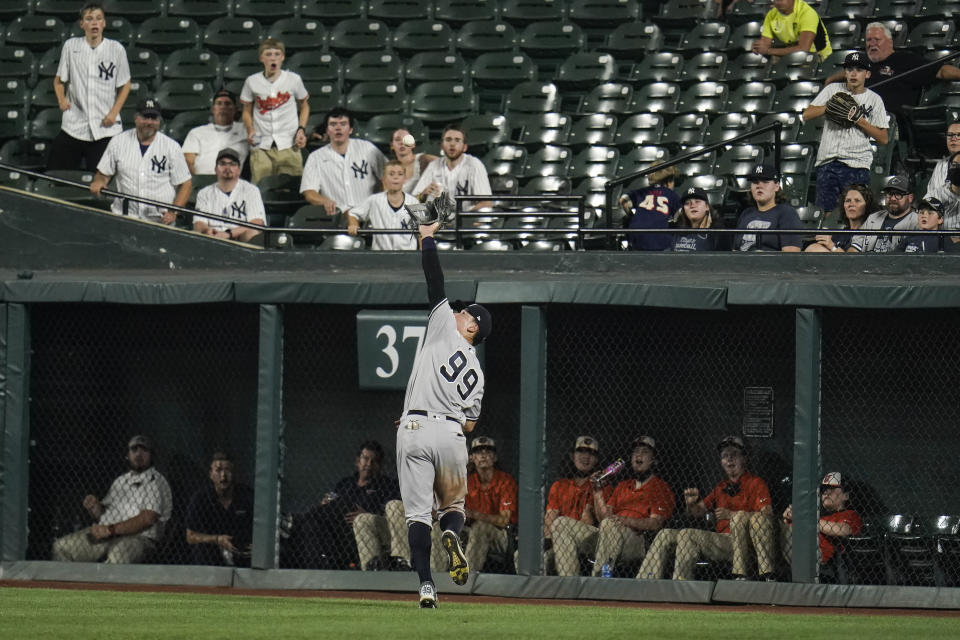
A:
440 350 478 400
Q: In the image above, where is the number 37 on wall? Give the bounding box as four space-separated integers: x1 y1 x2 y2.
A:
356 310 429 390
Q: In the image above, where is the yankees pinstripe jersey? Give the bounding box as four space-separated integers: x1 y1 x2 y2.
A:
350 191 419 250
811 84 888 169
924 157 950 200
299 139 386 211
403 153 426 194
97 129 191 222
195 179 265 232
56 37 131 141
924 183 960 230
182 123 250 175
240 70 308 151
413 155 491 201
849 209 918 252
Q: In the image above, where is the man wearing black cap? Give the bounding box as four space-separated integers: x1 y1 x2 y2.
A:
89 98 192 225
849 175 918 253
194 147 265 242
733 164 803 252
804 52 888 213
182 89 250 176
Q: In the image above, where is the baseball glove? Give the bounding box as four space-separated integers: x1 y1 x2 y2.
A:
408 192 456 229
824 91 864 128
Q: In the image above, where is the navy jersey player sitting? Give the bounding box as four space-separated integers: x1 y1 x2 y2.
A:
620 163 682 251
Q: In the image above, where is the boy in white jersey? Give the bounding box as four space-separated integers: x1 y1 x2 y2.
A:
413 123 492 212
240 38 309 184
194 147 266 243
347 159 419 250
49 2 131 171
397 221 492 608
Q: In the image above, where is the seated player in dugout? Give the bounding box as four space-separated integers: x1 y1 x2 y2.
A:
781 471 862 568
184 451 254 567
462 436 518 574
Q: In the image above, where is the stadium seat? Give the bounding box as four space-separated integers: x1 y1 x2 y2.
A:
518 175 571 196
873 0 921 18
756 112 801 146
406 52 469 85
771 81 820 114
71 16 135 47
32 169 102 206
624 51 683 83
796 115 825 144
662 112 709 150
0 107 26 141
29 79 60 114
817 48 858 80
729 81 776 113
433 0 498 25
221 49 262 84
344 51 403 88
368 0 431 24
0 139 48 172
499 0 565 25
202 17 264 54
320 234 367 250
569 145 619 179
287 51 342 83
470 52 537 89
575 83 633 115
779 143 815 176
826 0 876 18
392 20 455 56
165 110 211 144
36 47 62 80
28 107 62 141
102 0 163 19
781 172 811 207
726 51 771 82
717 144 764 190
0 77 27 108
725 0 768 23
519 21 586 78
233 0 298 19
703 112 756 146
876 19 908 47
918 0 960 15
617 144 670 177
675 174 726 207
458 113 511 153
566 114 617 149
299 0 364 23
729 21 762 53
555 52 617 91
407 81 477 123
676 150 717 177
33 0 89 20
615 113 665 148
681 52 729 84
345 81 407 118
124 47 162 88
137 17 203 53
489 174 520 195
303 81 342 114
904 20 956 50
655 0 716 24
568 0 641 27
512 112 571 146
767 50 820 86
503 81 561 114
5 15 68 52
154 79 216 116
676 82 728 113
356 113 427 148
329 19 391 55
483 143 527 176
679 21 731 52
167 0 231 25
571 176 607 212
162 49 221 82
455 20 518 59
601 22 663 60
824 19 862 50
285 205 341 247
267 18 328 52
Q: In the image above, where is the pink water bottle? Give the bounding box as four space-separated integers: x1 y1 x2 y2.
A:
592 458 625 488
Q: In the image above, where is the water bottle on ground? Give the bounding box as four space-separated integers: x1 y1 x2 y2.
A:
601 558 613 578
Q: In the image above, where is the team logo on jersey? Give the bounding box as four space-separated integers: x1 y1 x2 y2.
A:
150 155 167 174
230 201 247 219
456 181 470 196
351 160 369 180
98 61 116 81
255 92 291 115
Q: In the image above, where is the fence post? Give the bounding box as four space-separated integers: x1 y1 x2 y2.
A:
252 304 284 570
792 307 822 583
0 303 31 562
516 305 547 576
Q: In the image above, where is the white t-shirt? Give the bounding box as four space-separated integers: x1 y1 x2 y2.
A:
811 84 888 169
100 467 173 542
299 139 386 212
195 179 266 232
351 191 420 250
181 122 250 175
97 129 191 222
240 70 308 151
56 37 131 141
413 154 492 205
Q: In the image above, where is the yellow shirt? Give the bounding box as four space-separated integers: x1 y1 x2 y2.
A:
761 0 832 61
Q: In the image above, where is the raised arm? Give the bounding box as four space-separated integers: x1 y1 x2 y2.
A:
419 222 445 306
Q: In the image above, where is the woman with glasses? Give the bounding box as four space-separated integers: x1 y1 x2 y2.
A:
923 123 960 200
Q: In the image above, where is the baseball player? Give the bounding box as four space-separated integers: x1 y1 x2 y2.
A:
347 160 419 250
397 220 492 608
49 2 131 171
300 107 386 216
182 89 250 175
194 148 265 242
781 472 862 566
89 98 192 224
413 124 492 212
803 51 888 213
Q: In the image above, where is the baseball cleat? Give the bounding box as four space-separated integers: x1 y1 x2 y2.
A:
418 581 438 608
441 529 469 586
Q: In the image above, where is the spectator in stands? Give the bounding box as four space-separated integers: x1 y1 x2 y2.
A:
185 451 254 567
587 436 674 577
48 2 131 171
671 187 728 252
925 151 960 236
240 38 309 185
899 198 946 253
781 472 862 567
805 183 875 253
619 162 681 251
541 436 609 576
924 123 960 201
391 128 438 195
413 124 492 212
300 107 386 217
89 98 192 225
733 163 803 252
805 52 888 213
346 159 420 250
751 0 832 61
638 436 775 581
824 24 960 122
193 148 265 242
462 436 517 573
52 435 173 564
182 89 250 176
849 175 918 252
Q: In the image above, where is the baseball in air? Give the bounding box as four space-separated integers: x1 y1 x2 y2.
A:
402 134 416 148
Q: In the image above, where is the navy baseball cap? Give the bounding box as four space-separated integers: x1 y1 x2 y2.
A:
843 51 870 70
919 197 945 216
466 303 492 344
137 98 162 118
748 163 779 182
681 187 710 204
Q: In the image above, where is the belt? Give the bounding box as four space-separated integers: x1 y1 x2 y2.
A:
408 409 462 425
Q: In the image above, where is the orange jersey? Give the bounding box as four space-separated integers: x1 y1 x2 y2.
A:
467 468 518 524
546 477 612 520
820 508 862 563
606 475 675 521
703 472 771 534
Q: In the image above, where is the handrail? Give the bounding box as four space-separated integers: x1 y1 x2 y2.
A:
454 194 586 250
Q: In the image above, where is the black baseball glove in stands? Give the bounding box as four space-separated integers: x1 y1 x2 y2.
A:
408 192 455 228
824 91 865 128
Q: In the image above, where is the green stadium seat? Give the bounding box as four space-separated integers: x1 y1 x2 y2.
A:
566 114 617 149
299 0 364 24
519 21 586 78
319 234 367 250
29 107 62 141
167 0 232 25
824 19 862 50
407 81 477 123
368 0 431 24
165 110 211 144
725 0 768 23
0 138 50 171
796 115 825 144
126 46 162 88
766 50 820 86
555 52 616 91
458 113 511 154
575 83 632 115
703 112 756 146
5 15 68 52
456 20 518 59
681 52 729 84
571 176 607 217
568 0 641 27
406 52 469 85
483 143 527 176
601 22 663 61
499 0 565 26
233 0 298 19
679 21 731 52
303 81 342 114
512 111 570 146
717 144 764 190
137 17 202 53
155 79 216 115
504 81 560 115
904 20 956 50
286 204 341 247
662 112 709 151
826 0 876 19
433 0 497 25
624 51 683 83
875 20 908 47
202 17 264 54
162 49 221 82
729 21 762 53
222 49 263 83
489 175 519 195
470 52 537 92
258 173 303 219
569 145 619 179
519 175 570 197
357 113 427 147
345 81 406 118
617 144 669 175
72 16 135 47
102 0 164 19
0 77 27 108
729 81 776 113
626 82 679 114
726 51 770 82
267 18 328 52
675 174 726 208
615 113 664 149
770 80 820 113
344 51 404 88
0 108 27 141
329 19 391 55
677 82 729 113
29 79 60 115
781 172 810 208
756 112 801 146
520 144 571 178
37 47 61 79
779 143 815 176
32 169 101 207
0 164 35 188
287 51 342 83
874 0 921 18
817 48 858 80
392 20 455 56
34 0 87 20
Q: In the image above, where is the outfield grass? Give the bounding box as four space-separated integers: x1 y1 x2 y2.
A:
0 587 955 640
